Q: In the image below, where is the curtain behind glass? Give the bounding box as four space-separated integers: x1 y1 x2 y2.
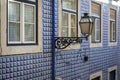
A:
63 0 76 11
9 2 20 42
24 5 35 42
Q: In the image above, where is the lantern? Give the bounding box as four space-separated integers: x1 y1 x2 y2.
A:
79 13 95 36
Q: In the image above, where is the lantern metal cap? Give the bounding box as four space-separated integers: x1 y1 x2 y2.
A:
83 13 89 18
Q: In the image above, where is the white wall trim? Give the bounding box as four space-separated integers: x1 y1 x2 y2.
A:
89 71 102 80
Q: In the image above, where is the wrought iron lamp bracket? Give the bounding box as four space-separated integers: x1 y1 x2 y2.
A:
55 36 88 49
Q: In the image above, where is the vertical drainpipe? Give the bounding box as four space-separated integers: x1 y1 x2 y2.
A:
52 0 55 80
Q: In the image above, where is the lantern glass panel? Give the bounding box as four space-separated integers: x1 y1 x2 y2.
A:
80 23 90 35
80 18 90 35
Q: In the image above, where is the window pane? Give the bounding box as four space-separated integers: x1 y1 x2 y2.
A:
91 22 95 42
9 22 20 41
71 28 76 37
113 32 116 40
63 0 77 11
95 19 100 41
62 27 68 37
110 70 116 80
96 31 100 41
92 18 101 42
91 2 101 17
113 22 116 41
110 22 113 41
9 2 20 22
71 14 76 37
110 21 116 41
25 24 34 41
24 5 34 23
62 12 69 37
110 9 116 20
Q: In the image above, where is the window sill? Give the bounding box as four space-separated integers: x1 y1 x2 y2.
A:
1 45 42 55
90 42 102 48
90 71 102 80
108 42 117 46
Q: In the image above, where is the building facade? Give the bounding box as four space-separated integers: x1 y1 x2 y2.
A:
0 0 120 80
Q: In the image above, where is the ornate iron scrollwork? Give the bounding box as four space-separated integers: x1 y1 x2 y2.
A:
55 37 87 49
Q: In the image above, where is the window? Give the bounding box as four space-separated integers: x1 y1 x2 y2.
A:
109 9 116 42
90 1 102 48
58 0 80 49
108 5 117 46
90 71 102 80
108 66 117 80
61 0 77 37
0 0 42 55
8 0 36 44
91 2 101 43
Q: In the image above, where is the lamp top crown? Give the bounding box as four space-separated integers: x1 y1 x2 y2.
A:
83 13 89 18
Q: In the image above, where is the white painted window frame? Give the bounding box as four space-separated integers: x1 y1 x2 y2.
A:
8 0 36 44
95 18 101 42
110 20 116 42
89 71 102 80
108 66 117 80
89 0 103 48
62 11 77 37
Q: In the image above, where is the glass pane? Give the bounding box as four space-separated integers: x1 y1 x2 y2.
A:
63 0 77 11
62 12 68 26
71 14 76 37
62 27 68 37
110 70 116 80
113 22 116 41
110 21 113 41
71 28 76 37
91 22 95 42
96 31 100 41
91 2 101 17
110 9 116 20
9 22 20 41
95 19 100 41
9 2 20 21
25 24 34 41
62 12 69 37
110 21 116 41
24 5 34 23
113 32 116 41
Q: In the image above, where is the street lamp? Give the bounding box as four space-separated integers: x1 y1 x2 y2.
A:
55 13 95 49
79 13 94 36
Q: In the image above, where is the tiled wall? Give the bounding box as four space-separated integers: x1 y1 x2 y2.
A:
117 6 120 80
55 0 120 80
0 0 53 80
0 0 120 80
